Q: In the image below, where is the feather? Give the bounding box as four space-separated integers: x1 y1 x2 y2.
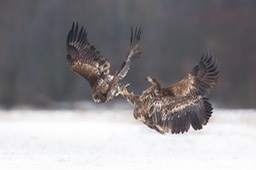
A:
162 53 219 97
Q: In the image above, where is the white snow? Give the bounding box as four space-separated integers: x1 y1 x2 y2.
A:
0 108 256 170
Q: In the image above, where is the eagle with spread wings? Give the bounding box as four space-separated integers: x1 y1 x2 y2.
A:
66 23 142 103
118 53 219 134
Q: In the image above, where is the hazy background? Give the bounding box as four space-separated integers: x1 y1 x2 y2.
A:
0 0 256 109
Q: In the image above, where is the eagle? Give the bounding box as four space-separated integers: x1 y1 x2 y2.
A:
118 53 219 134
66 22 142 103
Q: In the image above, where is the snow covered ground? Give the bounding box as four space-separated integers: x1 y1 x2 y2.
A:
0 108 256 170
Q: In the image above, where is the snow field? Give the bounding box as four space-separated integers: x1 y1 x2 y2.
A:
0 109 256 170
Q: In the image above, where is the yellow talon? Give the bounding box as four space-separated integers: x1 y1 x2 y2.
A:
116 85 122 96
122 84 130 96
116 84 130 96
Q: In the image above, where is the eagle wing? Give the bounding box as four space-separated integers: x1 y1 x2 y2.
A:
162 53 219 97
108 27 142 96
147 96 213 134
66 22 111 88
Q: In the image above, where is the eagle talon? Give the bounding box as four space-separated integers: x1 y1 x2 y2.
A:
116 85 123 96
116 84 130 96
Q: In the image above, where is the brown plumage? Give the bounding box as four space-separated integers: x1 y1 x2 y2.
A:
118 53 219 134
66 22 142 103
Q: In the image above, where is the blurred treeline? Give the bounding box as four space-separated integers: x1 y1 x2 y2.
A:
0 0 256 108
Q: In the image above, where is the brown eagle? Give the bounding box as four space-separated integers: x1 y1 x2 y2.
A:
66 22 142 103
118 53 219 134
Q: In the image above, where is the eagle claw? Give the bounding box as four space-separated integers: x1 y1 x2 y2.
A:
117 84 130 96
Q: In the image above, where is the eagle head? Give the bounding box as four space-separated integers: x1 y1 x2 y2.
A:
145 76 160 85
145 76 162 94
145 76 153 83
93 92 108 104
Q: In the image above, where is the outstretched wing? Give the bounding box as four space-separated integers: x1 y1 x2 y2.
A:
66 22 111 87
162 53 219 97
147 96 213 134
108 27 142 96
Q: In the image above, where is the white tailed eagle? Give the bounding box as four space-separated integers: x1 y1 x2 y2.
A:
66 22 142 103
118 53 219 134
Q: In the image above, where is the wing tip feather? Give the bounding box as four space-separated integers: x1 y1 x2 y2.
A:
130 26 142 45
67 22 88 49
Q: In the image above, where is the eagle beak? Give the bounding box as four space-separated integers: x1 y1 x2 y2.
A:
145 76 152 83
